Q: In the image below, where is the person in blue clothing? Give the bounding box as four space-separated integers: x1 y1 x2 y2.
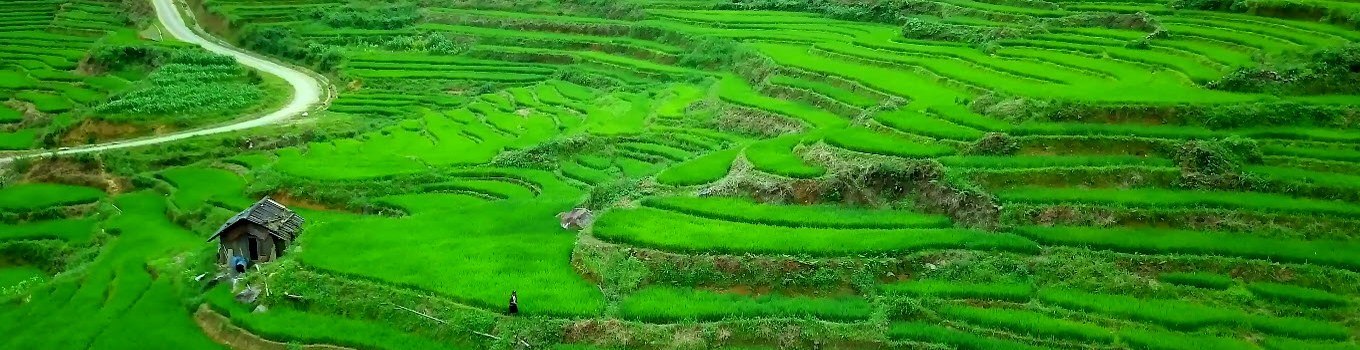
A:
231 255 248 273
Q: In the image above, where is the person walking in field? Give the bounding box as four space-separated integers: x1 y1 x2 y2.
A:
507 291 519 316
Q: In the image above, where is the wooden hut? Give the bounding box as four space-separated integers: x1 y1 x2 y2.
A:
209 197 304 272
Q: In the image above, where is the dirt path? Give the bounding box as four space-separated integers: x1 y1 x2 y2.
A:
0 0 326 164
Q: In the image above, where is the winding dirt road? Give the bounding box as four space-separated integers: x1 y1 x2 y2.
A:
0 0 325 163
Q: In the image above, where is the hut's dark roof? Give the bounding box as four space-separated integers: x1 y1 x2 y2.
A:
208 197 304 241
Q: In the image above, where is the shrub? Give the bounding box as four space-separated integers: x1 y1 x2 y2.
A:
238 26 344 71
965 133 1019 155
900 18 1039 44
1174 136 1262 189
310 2 421 29
1208 45 1360 95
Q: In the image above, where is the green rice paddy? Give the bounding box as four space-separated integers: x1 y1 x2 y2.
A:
2 0 1359 348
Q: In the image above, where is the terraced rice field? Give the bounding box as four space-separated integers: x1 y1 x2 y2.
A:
3 0 1360 349
0 0 276 151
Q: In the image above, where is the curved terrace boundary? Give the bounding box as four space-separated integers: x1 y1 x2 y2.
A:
0 0 328 164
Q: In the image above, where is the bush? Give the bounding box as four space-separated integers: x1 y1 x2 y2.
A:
1208 45 1360 95
965 133 1019 155
1174 136 1262 189
900 18 1039 44
238 26 345 71
310 2 421 29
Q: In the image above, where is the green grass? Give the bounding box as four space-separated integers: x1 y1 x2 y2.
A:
1159 272 1235 290
939 155 1173 168
619 287 872 321
205 285 459 350
0 129 37 149
938 305 1115 343
593 206 1038 256
0 183 105 211
298 170 606 317
1247 283 1349 307
15 91 74 113
880 280 1034 302
0 265 45 288
655 147 742 186
0 70 38 89
1039 289 1350 340
14 2 1360 348
0 105 21 123
997 188 1360 217
1262 337 1360 350
1120 328 1257 350
0 192 224 349
767 75 878 108
745 136 826 178
643 196 952 229
718 75 847 129
1015 226 1360 271
160 166 251 211
888 322 1046 350
823 127 955 158
874 110 985 141
0 218 99 243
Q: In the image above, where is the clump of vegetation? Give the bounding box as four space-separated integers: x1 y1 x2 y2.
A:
310 2 421 29
492 135 597 169
1170 0 1360 29
1173 136 1262 189
1208 45 1360 95
964 132 1019 155
1048 11 1161 31
238 26 344 71
677 37 752 70
900 18 1040 44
